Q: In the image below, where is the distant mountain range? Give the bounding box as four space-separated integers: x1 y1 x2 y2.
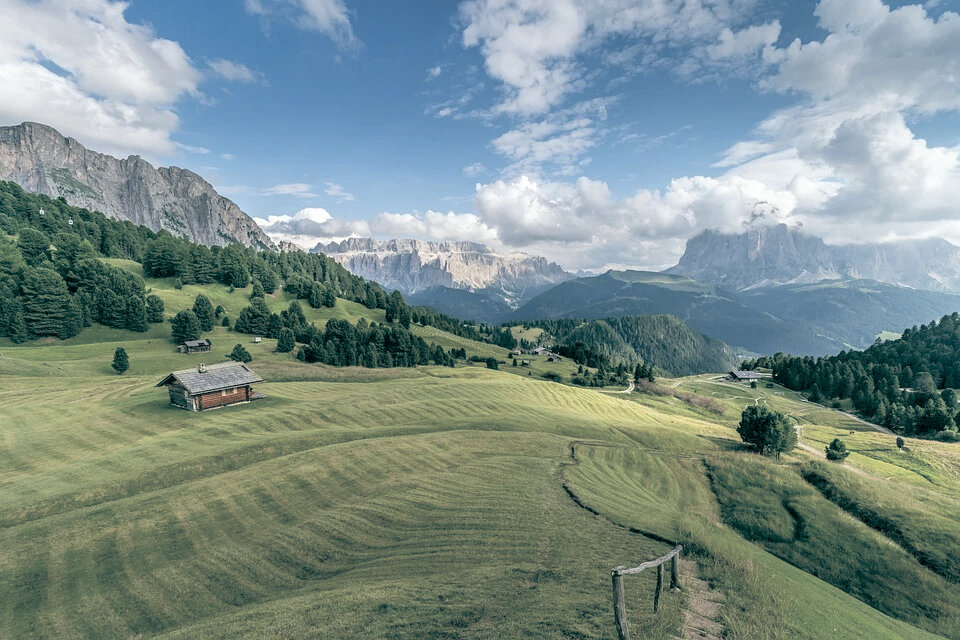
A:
0 122 274 250
313 237 573 321
667 224 960 293
512 269 960 356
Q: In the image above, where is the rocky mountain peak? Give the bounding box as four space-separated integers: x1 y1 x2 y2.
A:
0 122 275 251
313 236 573 307
667 224 960 293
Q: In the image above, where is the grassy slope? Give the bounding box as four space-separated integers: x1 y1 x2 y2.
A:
0 280 957 639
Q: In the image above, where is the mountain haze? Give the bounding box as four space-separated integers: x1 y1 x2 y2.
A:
513 269 960 356
668 224 960 293
0 122 274 250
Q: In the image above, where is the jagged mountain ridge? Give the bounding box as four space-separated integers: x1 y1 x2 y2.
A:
667 224 960 293
0 122 274 250
313 237 574 311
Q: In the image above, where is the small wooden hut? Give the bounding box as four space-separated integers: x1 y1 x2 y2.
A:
156 362 264 411
178 339 211 354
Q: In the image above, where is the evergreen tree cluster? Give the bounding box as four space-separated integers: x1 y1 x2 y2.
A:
0 184 155 341
744 313 960 438
504 315 736 377
0 180 480 348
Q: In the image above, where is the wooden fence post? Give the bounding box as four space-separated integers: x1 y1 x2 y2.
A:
612 566 629 640
654 563 664 612
670 549 680 590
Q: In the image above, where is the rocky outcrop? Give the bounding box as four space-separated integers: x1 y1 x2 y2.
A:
313 237 573 307
668 224 960 293
0 122 274 250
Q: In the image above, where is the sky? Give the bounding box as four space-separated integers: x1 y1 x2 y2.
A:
1 0 959 271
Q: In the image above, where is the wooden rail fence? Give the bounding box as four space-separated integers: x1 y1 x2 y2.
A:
611 545 682 640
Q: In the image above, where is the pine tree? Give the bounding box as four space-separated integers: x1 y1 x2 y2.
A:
18 228 51 265
192 294 214 331
124 297 148 332
21 267 71 336
250 280 265 299
171 310 200 343
229 343 252 362
7 298 28 343
276 327 295 353
112 347 129 374
146 294 165 323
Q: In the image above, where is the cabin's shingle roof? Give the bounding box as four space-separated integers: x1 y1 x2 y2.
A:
157 362 263 394
181 339 211 347
732 370 762 380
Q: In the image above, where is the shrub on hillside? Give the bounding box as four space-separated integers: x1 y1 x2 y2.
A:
825 438 850 461
737 405 797 459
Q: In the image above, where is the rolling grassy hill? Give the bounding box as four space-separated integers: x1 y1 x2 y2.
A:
2 282 959 638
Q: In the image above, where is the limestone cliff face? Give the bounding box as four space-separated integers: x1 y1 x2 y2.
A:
0 122 274 250
668 224 960 293
314 237 573 307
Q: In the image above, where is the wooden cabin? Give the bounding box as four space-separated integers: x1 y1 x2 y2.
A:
178 338 211 354
729 370 763 382
156 362 264 411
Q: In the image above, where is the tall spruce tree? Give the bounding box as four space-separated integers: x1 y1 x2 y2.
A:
146 294 165 323
20 267 71 337
192 294 215 331
112 347 129 374
171 310 200 343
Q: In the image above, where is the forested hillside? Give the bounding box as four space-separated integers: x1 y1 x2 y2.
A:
512 270 837 355
0 181 480 368
510 315 738 376
745 313 960 438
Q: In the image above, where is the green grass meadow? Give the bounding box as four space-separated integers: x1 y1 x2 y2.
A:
1 279 959 638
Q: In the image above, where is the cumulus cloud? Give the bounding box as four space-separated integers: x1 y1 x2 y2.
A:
467 174 801 269
245 0 358 49
0 0 202 157
376 211 498 243
254 207 371 248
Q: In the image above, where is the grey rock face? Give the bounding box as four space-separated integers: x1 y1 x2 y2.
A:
0 122 275 250
314 237 573 307
668 224 960 293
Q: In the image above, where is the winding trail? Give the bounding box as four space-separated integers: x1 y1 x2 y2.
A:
560 442 726 640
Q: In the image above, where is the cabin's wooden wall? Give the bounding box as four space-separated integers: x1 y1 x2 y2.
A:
197 386 249 410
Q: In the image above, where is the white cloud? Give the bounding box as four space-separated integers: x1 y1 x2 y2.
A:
175 143 211 155
262 182 318 197
207 59 264 83
220 153 237 160
245 0 358 49
467 173 804 270
254 206 371 247
462 162 487 176
324 181 355 201
375 210 498 243
458 0 767 116
426 65 442 79
0 0 203 157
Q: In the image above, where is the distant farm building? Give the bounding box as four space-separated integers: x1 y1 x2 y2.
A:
178 339 211 354
520 359 531 366
156 362 264 411
532 346 549 355
547 354 563 362
254 336 262 344
729 370 763 382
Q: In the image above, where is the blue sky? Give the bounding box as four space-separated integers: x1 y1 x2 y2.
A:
2 0 960 269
